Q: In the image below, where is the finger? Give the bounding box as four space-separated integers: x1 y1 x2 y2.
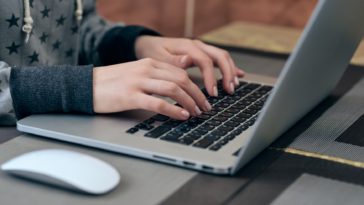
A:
227 57 245 78
141 79 202 116
150 62 212 112
137 94 190 120
194 41 236 94
167 40 218 97
158 49 194 69
235 67 245 77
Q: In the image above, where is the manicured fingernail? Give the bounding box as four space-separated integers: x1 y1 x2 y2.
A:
234 77 239 86
181 110 190 118
180 55 188 66
230 82 235 94
205 100 212 111
213 86 218 97
195 106 202 115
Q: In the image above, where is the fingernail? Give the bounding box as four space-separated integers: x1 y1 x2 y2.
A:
213 86 218 97
180 55 188 66
230 82 235 94
181 110 190 118
234 77 239 86
205 100 212 111
195 106 202 115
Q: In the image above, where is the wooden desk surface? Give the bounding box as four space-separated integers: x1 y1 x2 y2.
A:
200 21 364 66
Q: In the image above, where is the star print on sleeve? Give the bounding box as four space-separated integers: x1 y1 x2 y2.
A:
41 6 51 18
28 51 39 64
6 42 21 55
52 40 61 51
6 14 20 28
56 15 66 27
65 49 74 58
39 32 49 44
71 25 78 35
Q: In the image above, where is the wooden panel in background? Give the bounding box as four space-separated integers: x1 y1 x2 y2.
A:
97 0 187 37
98 0 317 37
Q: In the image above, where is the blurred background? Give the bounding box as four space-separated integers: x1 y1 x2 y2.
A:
98 0 317 37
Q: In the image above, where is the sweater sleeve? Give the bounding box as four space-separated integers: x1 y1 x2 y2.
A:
78 0 160 66
9 65 94 120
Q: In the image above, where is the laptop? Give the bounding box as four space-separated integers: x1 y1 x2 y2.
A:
17 0 364 175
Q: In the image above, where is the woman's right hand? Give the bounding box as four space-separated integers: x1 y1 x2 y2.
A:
93 58 212 120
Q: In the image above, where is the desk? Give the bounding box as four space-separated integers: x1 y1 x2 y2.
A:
1 29 364 205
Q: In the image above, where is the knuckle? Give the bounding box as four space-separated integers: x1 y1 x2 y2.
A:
155 101 167 112
165 82 179 94
221 50 230 59
142 58 155 65
177 71 190 86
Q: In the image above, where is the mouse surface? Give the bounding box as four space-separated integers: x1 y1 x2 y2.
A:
1 149 120 194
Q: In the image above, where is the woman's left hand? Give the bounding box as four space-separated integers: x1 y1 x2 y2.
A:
135 36 245 97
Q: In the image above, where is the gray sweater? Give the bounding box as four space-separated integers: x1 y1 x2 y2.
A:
0 0 158 125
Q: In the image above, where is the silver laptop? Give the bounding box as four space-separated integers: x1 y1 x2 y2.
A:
17 0 364 175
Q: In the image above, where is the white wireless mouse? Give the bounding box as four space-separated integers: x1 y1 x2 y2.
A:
1 149 120 194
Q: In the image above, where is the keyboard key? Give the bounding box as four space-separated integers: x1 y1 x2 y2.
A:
175 124 192 132
168 130 184 138
221 98 235 105
126 127 139 134
190 129 208 136
231 116 247 123
163 120 183 129
213 115 229 122
212 106 225 112
178 137 194 145
226 107 240 113
237 125 249 132
196 124 214 132
237 112 252 119
185 133 202 141
231 104 246 110
136 123 154 131
219 112 235 118
259 85 273 92
246 120 255 126
244 83 261 90
218 138 229 145
144 126 171 138
209 144 222 151
231 129 242 136
227 134 236 140
243 108 258 115
162 133 182 142
217 125 234 132
204 110 218 116
215 102 231 108
237 100 253 106
206 120 222 126
193 138 214 149
152 114 169 122
205 133 221 141
197 114 211 120
225 120 240 128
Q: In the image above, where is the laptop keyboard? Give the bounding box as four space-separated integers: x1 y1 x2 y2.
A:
126 81 273 151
